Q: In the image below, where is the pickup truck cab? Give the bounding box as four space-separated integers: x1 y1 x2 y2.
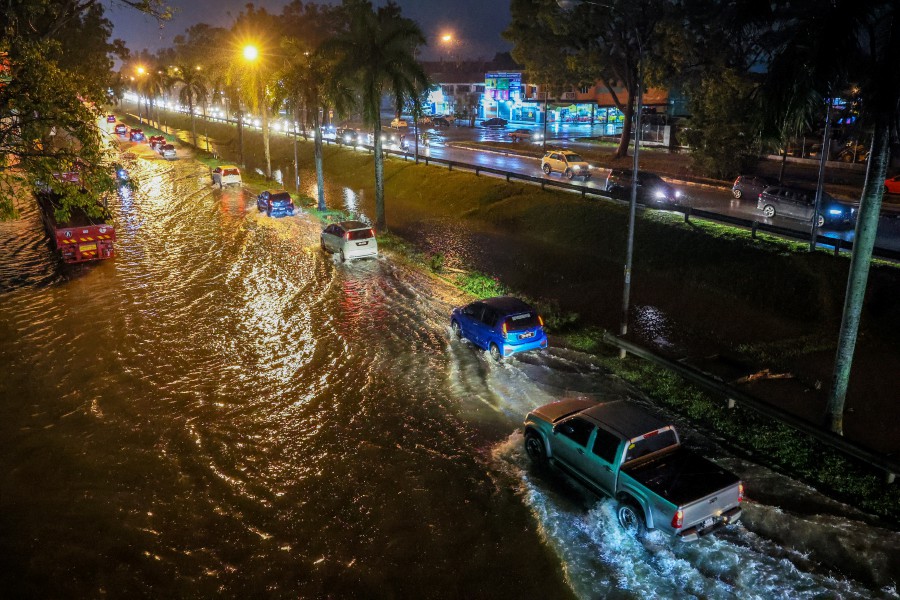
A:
524 399 743 541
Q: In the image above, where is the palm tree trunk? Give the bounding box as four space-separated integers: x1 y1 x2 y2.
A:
314 112 325 212
826 115 890 434
189 98 198 147
292 106 300 193
373 118 385 230
261 94 272 179
616 100 634 158
414 117 419 164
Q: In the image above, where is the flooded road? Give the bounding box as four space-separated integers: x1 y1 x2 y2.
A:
1 138 897 597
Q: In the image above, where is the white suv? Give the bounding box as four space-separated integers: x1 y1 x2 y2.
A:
541 150 592 181
320 221 378 262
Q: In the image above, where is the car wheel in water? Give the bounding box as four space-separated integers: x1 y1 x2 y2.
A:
320 238 327 252
451 320 462 340
340 250 346 263
565 169 574 180
524 432 547 467
816 214 825 228
616 501 646 536
266 208 272 217
489 343 502 362
219 180 223 189
762 204 776 218
732 188 742 198
542 164 551 175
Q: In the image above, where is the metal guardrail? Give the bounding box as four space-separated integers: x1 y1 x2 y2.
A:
603 332 899 483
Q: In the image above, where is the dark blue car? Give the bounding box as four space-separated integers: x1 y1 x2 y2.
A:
450 296 548 361
256 189 295 217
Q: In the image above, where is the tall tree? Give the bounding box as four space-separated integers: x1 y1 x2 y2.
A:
1 0 169 220
171 65 207 148
324 0 426 230
507 0 671 159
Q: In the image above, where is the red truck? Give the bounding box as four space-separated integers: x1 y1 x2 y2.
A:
35 172 116 264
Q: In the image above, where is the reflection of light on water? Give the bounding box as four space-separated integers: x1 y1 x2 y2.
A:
633 304 674 350
343 188 358 213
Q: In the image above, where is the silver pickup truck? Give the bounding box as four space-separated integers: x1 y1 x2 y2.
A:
524 398 743 541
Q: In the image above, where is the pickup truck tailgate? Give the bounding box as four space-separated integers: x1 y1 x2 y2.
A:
681 481 742 533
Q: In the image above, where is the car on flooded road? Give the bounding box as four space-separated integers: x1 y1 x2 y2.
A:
320 221 378 262
114 123 128 135
211 165 242 188
524 398 743 541
159 144 177 160
148 135 166 150
129 128 145 142
450 296 547 362
106 115 116 123
256 190 295 217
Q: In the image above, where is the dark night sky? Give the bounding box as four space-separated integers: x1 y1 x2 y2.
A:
106 0 513 61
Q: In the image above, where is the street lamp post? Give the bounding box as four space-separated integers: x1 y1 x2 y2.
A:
135 66 146 125
559 0 643 357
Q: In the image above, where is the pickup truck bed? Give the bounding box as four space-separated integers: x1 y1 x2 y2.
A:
622 446 740 506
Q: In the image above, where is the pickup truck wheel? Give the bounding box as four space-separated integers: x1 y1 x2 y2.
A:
451 320 462 340
617 501 647 537
524 432 547 466
489 343 502 362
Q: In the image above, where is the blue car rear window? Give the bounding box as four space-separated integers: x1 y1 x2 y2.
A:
505 312 539 331
271 193 292 203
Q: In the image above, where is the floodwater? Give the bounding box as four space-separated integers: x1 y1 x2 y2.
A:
1 137 897 598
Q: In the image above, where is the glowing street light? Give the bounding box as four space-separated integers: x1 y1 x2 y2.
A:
136 66 146 75
441 33 453 43
243 45 259 61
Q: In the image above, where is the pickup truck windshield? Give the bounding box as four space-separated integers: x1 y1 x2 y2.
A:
624 429 678 463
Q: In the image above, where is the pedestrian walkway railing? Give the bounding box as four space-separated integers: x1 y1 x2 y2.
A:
603 333 899 483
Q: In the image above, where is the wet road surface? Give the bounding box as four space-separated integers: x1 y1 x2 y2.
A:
1 130 897 598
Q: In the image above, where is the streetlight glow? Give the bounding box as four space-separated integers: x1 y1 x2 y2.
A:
243 45 259 61
441 33 453 43
136 66 145 75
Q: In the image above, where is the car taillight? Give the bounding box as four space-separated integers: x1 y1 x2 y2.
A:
344 231 350 240
738 483 744 503
369 228 375 238
502 322 508 338
538 315 544 327
671 509 683 529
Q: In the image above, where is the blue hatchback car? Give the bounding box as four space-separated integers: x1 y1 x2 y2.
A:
450 296 548 361
256 189 295 217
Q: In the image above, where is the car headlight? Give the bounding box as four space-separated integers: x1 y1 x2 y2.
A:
675 190 683 198
655 190 666 199
573 165 581 170
828 209 843 215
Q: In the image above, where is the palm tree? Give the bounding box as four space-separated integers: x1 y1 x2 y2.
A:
273 38 353 211
760 0 899 434
324 0 426 230
172 65 208 148
140 69 167 130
